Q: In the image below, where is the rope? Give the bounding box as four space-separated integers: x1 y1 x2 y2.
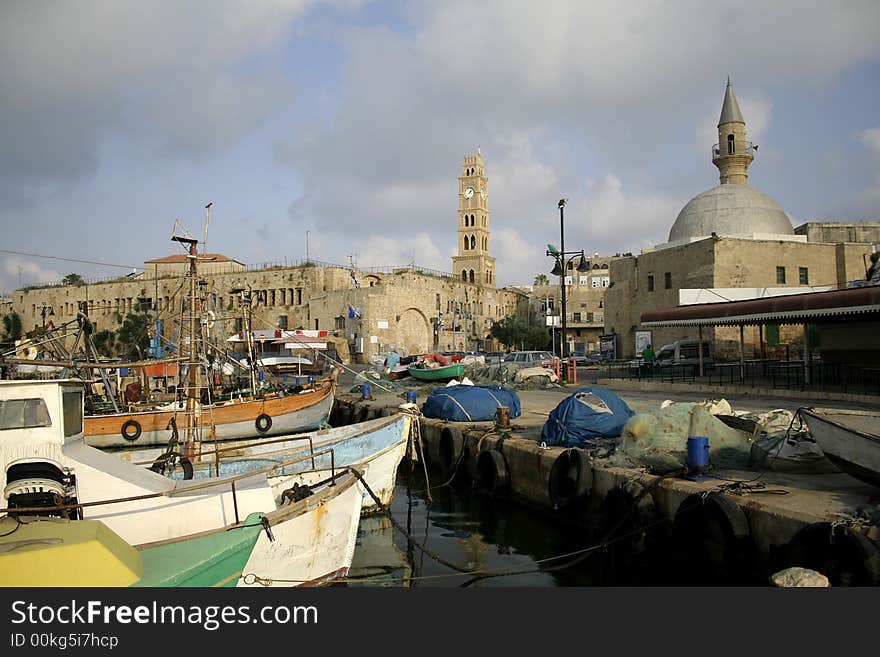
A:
401 406 432 502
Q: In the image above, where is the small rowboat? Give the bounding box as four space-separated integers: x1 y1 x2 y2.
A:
800 408 880 488
407 363 465 382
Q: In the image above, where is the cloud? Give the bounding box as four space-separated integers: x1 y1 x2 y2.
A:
351 233 448 271
1 257 61 292
861 128 880 157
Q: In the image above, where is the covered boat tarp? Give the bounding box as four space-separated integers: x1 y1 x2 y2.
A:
421 385 521 422
541 387 635 447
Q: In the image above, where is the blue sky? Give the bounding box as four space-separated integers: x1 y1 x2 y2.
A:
2 0 879 293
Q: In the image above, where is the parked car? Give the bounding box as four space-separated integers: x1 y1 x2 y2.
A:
484 351 506 363
503 351 560 368
569 351 589 366
655 340 712 367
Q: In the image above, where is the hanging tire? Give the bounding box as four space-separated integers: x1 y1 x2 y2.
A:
672 492 753 583
548 448 592 508
255 413 272 433
596 482 658 553
121 419 142 441
438 426 464 475
476 449 509 495
178 457 194 480
782 522 880 586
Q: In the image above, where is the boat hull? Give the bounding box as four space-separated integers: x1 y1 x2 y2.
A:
801 408 880 487
84 381 334 448
407 364 465 382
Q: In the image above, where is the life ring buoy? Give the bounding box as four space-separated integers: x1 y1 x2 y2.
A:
438 426 465 475
121 419 142 441
782 522 880 586
548 448 592 508
476 449 509 495
255 413 272 433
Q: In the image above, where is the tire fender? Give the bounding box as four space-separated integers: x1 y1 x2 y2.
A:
476 448 510 495
548 448 593 508
438 426 465 475
121 419 142 441
255 413 272 433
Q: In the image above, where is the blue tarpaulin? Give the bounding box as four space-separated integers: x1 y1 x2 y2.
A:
540 387 634 447
422 385 521 422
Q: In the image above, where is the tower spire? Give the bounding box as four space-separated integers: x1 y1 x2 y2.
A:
712 78 753 185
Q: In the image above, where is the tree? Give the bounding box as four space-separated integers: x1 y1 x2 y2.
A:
116 312 151 361
62 273 84 286
1 312 22 342
92 329 119 357
533 274 549 287
489 316 529 349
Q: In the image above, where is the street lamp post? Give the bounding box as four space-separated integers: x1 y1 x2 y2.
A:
546 199 588 361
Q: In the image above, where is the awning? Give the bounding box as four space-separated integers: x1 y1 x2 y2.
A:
641 285 880 327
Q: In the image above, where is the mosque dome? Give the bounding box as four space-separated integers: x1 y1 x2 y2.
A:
667 184 794 243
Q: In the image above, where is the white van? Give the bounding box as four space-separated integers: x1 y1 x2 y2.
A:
655 340 712 367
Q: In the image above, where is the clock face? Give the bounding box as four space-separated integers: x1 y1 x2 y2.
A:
464 187 474 199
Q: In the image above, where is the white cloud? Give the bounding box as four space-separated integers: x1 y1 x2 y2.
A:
860 128 880 157
1 257 61 292
352 233 449 272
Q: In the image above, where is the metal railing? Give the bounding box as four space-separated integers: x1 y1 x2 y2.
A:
600 358 880 396
712 140 756 158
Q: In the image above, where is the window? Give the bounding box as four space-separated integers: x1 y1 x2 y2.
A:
564 276 573 286
799 267 809 285
727 134 734 155
469 270 475 283
573 312 582 322
602 277 610 288
579 275 589 286
464 236 469 250
664 272 672 289
591 278 600 288
62 391 82 437
0 398 52 431
296 288 302 305
334 316 345 329
647 274 654 291
462 270 467 281
776 266 786 284
278 315 288 329
470 235 476 249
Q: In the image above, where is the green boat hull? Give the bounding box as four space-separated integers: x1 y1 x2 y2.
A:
133 512 265 587
407 364 465 381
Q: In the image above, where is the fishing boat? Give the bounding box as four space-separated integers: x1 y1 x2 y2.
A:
407 363 466 382
119 412 413 512
800 408 880 487
84 376 335 449
0 379 363 587
78 234 337 449
0 511 265 587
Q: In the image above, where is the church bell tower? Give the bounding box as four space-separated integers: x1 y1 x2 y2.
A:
452 151 496 288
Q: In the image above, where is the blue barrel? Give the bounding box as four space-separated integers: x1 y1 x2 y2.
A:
405 391 417 404
362 382 372 400
687 436 710 470
258 371 264 382
307 375 315 384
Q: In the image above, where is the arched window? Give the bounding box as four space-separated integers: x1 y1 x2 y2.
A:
462 270 467 281
469 270 475 283
470 214 475 226
470 235 476 250
464 236 468 250
483 237 487 250
727 134 734 155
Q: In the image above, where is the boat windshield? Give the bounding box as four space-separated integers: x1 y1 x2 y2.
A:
0 398 52 431
62 390 83 437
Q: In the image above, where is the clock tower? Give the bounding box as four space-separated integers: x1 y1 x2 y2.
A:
452 151 496 288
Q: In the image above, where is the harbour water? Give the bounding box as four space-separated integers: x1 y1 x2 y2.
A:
345 463 765 587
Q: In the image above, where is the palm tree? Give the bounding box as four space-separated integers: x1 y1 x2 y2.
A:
533 274 549 287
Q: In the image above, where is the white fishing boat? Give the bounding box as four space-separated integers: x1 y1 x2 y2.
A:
0 379 362 587
800 407 880 488
118 413 413 512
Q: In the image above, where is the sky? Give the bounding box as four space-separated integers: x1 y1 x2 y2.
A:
2 1 879 294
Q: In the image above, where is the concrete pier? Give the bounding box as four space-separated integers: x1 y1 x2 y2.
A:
332 380 880 584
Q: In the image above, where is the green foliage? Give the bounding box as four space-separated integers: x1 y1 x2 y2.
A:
62 273 84 286
92 330 119 357
2 312 22 342
533 274 550 287
116 312 151 360
491 315 550 350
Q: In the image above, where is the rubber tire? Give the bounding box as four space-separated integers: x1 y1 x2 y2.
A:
783 522 880 586
255 413 272 433
254 413 272 433
476 449 510 495
548 448 592 508
121 419 142 441
438 426 464 475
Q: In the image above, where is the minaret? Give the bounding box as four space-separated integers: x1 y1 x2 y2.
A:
712 78 755 185
451 151 496 287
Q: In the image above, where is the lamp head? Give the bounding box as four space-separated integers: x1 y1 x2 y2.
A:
550 261 564 277
557 198 567 209
576 255 589 272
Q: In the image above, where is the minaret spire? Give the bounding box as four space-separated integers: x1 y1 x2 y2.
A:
712 78 754 185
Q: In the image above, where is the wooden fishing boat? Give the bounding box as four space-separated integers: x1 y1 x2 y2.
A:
0 511 265 587
84 376 335 449
0 379 363 587
800 408 880 487
407 363 465 382
119 413 412 512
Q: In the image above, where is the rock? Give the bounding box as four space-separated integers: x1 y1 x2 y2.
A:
769 567 830 587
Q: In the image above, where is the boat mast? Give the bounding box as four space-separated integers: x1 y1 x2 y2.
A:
172 234 201 459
